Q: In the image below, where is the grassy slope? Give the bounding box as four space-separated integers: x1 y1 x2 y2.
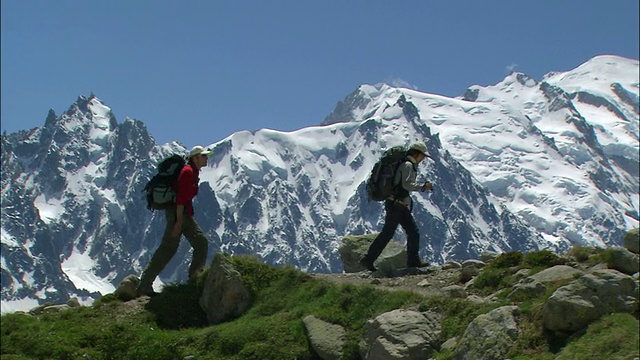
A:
1 252 638 360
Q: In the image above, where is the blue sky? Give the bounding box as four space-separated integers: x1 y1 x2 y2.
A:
2 1 638 148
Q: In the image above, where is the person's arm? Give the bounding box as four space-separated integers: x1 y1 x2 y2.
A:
172 166 193 237
172 204 185 237
399 162 423 192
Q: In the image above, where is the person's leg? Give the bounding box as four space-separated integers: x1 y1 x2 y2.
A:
399 209 426 267
361 201 401 270
138 208 181 294
182 216 208 279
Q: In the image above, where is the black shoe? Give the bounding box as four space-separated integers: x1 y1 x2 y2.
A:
136 285 158 298
359 257 377 272
407 260 430 268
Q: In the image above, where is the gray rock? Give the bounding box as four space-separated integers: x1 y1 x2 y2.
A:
513 268 531 280
43 304 71 313
508 281 548 301
543 269 638 334
440 337 458 352
623 228 639 254
303 315 346 360
441 285 467 299
607 246 639 275
199 253 252 325
339 234 406 274
508 265 584 301
28 302 55 316
460 260 486 283
360 309 441 360
115 274 140 301
480 250 499 263
442 261 462 270
454 306 520 360
66 297 81 308
529 265 583 283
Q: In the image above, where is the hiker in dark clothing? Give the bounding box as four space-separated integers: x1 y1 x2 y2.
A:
360 142 433 271
137 145 212 297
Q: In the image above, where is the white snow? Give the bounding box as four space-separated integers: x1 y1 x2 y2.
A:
61 249 116 295
1 227 19 248
33 194 65 224
1 298 40 314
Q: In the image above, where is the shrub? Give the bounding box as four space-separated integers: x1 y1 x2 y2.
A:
568 246 593 262
523 250 565 268
490 251 524 269
473 267 517 294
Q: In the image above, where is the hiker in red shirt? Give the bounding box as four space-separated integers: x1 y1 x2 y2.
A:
137 146 212 297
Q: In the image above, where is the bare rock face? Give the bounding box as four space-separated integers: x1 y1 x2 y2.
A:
199 254 252 325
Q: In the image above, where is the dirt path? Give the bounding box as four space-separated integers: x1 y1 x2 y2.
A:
310 266 466 298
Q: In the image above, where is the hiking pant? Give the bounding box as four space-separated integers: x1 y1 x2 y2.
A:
364 199 421 264
139 207 208 289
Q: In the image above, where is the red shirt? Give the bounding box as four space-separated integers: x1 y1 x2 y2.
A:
174 163 199 216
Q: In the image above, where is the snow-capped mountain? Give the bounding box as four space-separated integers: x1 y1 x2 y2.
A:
2 55 638 313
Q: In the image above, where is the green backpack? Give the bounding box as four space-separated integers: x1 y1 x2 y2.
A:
366 146 408 201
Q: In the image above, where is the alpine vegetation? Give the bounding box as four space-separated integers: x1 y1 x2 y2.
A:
1 55 638 311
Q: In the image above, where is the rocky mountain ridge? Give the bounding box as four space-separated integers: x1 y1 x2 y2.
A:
1 55 638 312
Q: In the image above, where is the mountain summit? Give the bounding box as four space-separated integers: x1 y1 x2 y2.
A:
2 55 638 312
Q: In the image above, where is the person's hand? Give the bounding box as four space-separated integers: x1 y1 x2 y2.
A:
172 221 182 238
422 181 433 191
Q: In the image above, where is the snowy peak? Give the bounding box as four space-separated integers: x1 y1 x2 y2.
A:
2 55 638 314
321 55 639 249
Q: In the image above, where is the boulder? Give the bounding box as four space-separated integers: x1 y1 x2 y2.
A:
460 260 486 283
66 297 81 308
199 253 252 325
339 234 406 274
480 250 499 263
43 304 71 313
529 265 583 283
442 261 462 270
115 275 140 301
441 285 467 299
607 246 639 275
508 265 584 300
359 309 441 360
28 302 55 316
453 306 520 360
543 269 638 334
623 228 639 254
303 315 346 360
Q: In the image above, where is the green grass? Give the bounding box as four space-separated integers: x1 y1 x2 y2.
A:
2 252 637 360
1 255 425 360
555 313 640 360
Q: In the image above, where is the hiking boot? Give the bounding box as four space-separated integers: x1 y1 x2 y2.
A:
359 257 377 272
407 260 430 268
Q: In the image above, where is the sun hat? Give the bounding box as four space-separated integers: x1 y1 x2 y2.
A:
188 145 213 159
408 142 429 157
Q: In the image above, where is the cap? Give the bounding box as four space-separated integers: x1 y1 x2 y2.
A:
408 142 429 157
188 145 213 159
